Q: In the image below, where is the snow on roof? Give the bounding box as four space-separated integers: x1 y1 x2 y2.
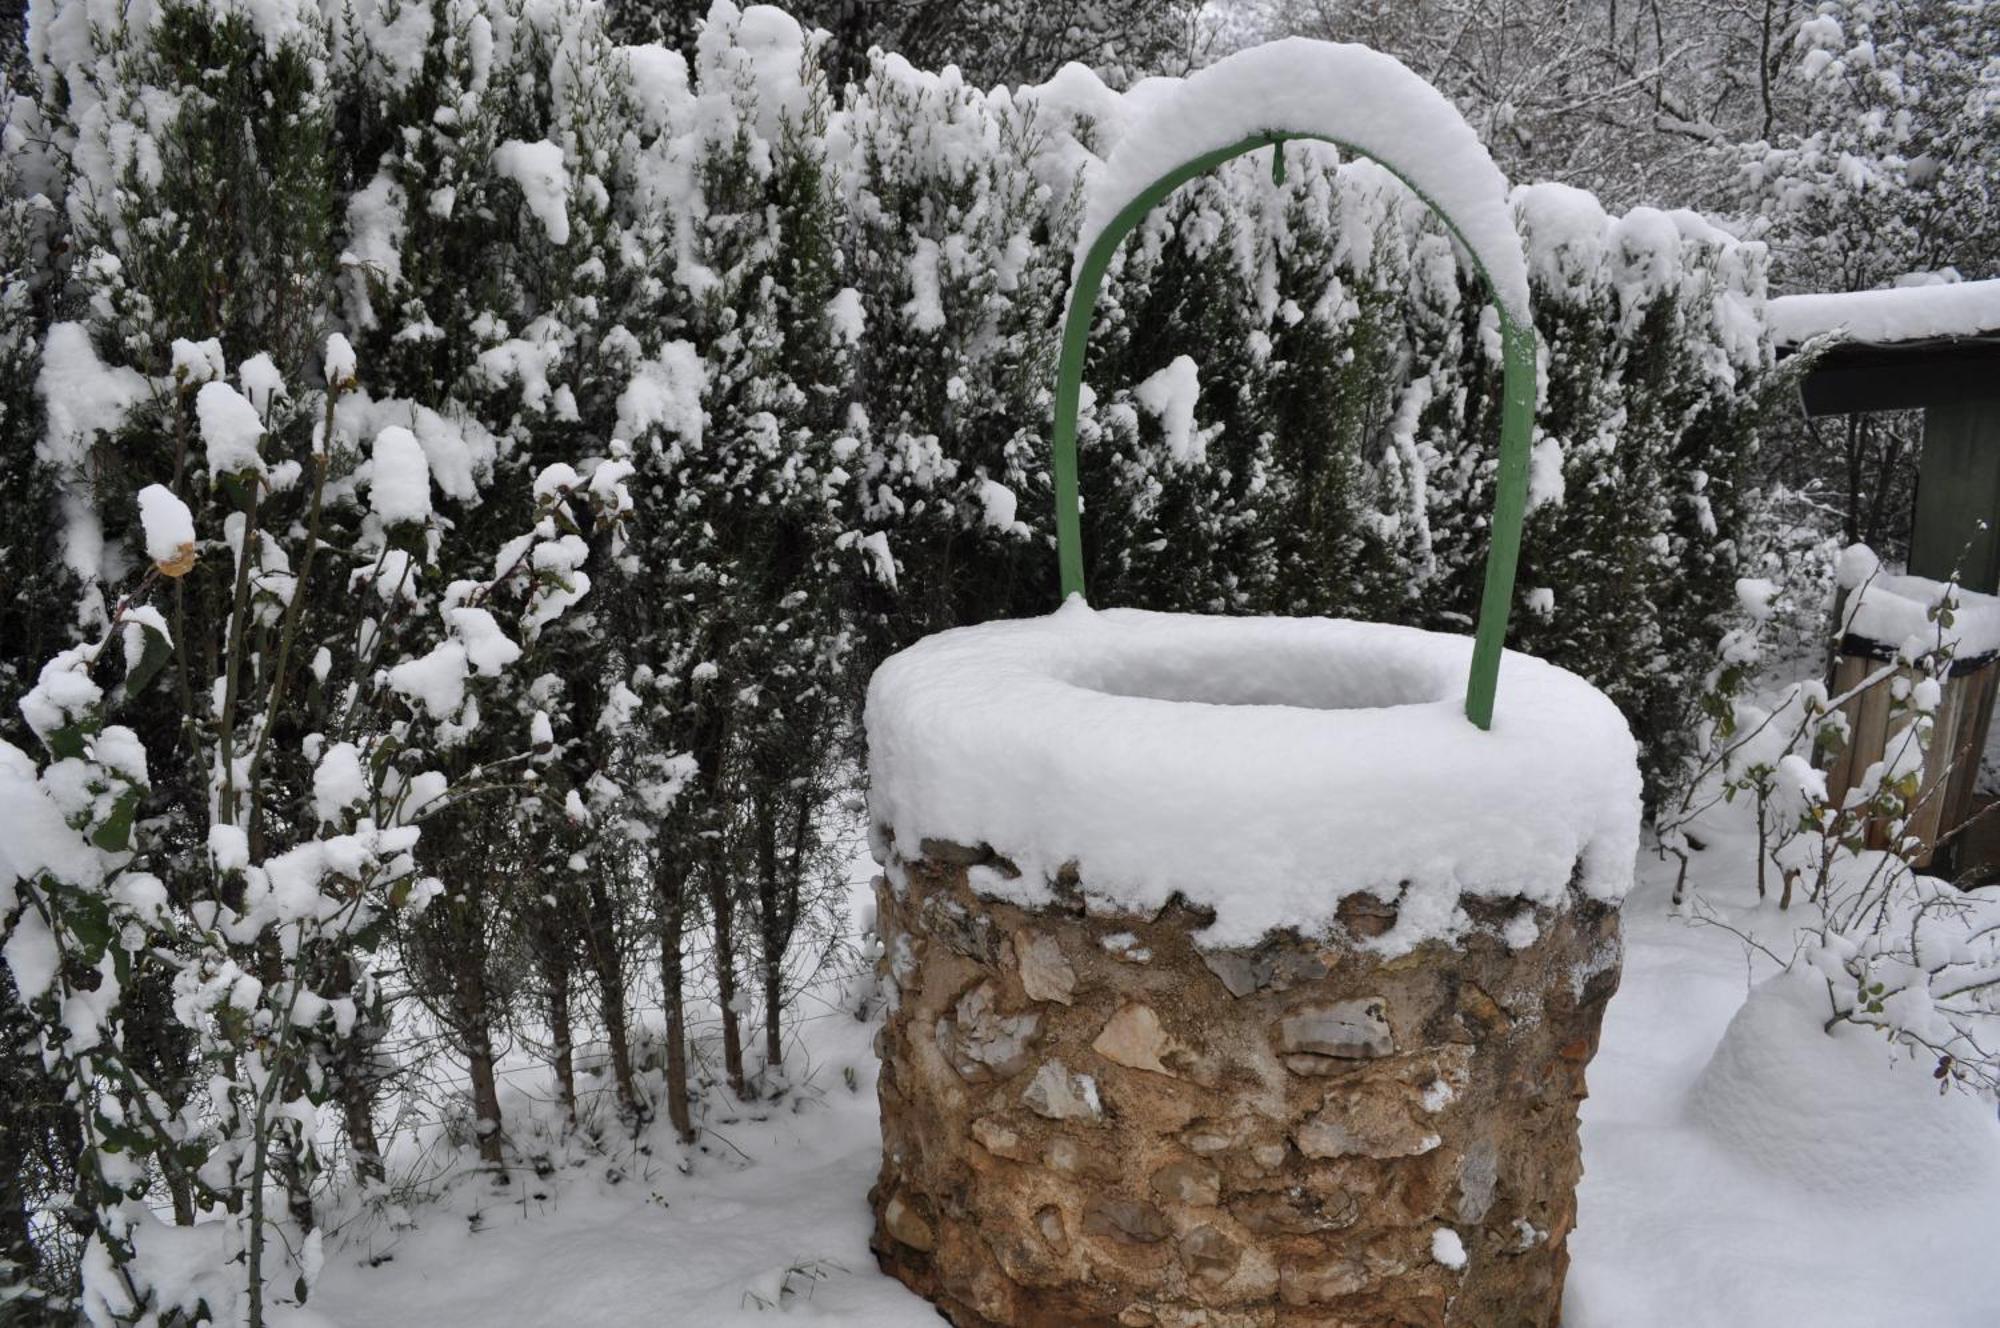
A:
866 603 1639 953
1768 277 2000 348
1071 39 1532 327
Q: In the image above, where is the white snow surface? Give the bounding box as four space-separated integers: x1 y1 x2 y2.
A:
196 381 267 477
858 530 896 589
1074 38 1531 328
491 139 571 245
1689 968 2000 1196
1567 840 2000 1328
1512 182 1609 299
238 352 287 414
1837 546 2000 659
614 342 706 447
323 333 358 388
1768 276 2000 347
369 426 433 525
865 602 1640 950
1132 355 1204 464
1527 435 1565 511
136 484 195 567
312 743 369 826
38 324 148 470
341 172 406 329
974 478 1020 532
827 286 866 344
170 337 225 384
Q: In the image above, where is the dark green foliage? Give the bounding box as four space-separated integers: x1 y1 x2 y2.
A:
0 6 1802 1312
604 0 1204 88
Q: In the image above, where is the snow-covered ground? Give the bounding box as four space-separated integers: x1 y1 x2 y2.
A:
310 812 2000 1328
1567 835 2000 1327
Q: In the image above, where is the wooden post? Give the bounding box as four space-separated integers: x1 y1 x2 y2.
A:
1824 646 1998 870
1792 330 2000 877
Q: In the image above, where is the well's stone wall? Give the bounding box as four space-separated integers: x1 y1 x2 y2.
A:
869 841 1622 1328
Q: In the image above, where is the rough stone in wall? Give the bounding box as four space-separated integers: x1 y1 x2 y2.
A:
869 843 1622 1328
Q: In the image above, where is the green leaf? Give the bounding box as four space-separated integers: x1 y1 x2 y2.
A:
63 894 115 958
219 471 258 513
90 784 143 853
47 720 92 761
387 519 430 559
118 621 175 707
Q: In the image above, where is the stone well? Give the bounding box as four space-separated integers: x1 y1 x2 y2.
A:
863 608 1641 1328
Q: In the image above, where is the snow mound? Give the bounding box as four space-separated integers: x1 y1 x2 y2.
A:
866 603 1639 951
1689 969 2000 1197
1075 38 1530 328
1769 277 2000 347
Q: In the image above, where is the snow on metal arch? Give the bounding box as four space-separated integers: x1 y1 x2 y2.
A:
1050 39 1537 731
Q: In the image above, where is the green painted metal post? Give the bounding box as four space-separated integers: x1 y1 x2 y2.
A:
1464 316 1537 729
1050 133 1537 730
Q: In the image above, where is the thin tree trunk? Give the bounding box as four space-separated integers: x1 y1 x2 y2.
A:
658 864 694 1143
548 959 577 1129
460 959 506 1176
1755 789 1770 900
754 789 784 1073
761 946 785 1073
1758 0 1779 137
0 1105 38 1284
689 701 743 1100
343 1076 385 1186
466 1024 506 1175
328 952 386 1186
166 1166 197 1225
258 937 316 1231
707 842 747 1101
758 772 817 1073
583 872 640 1120
279 1137 316 1233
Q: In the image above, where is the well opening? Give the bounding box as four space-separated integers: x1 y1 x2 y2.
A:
1069 635 1453 712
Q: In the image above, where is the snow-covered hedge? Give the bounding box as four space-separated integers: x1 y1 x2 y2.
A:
0 0 1789 1316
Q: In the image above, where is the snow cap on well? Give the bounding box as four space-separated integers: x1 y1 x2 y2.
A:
866 605 1640 952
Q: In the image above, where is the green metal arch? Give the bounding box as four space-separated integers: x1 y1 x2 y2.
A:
1050 131 1536 731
